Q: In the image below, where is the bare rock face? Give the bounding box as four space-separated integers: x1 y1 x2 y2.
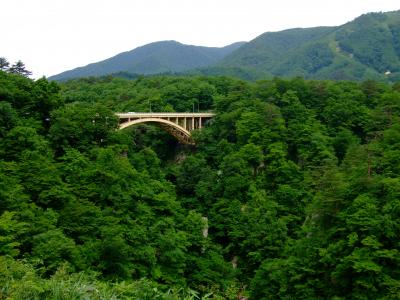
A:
202 216 208 238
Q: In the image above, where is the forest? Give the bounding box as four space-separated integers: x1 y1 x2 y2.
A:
1 66 400 299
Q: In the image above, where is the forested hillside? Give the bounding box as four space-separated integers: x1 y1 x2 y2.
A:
210 10 400 81
49 41 246 82
1 68 400 299
49 10 400 83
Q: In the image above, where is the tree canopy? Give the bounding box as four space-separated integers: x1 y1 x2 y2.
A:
1 68 400 299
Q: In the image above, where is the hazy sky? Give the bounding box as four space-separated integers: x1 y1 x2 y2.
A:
2 0 399 78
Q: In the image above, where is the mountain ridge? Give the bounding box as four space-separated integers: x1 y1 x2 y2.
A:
50 10 400 82
208 10 400 81
49 41 246 81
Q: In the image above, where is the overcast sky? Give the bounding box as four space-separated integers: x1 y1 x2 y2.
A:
2 0 399 78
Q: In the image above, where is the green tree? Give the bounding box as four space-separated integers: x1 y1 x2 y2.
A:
8 60 32 77
0 212 27 257
32 229 78 274
49 103 118 154
0 126 49 160
0 102 18 138
0 57 10 71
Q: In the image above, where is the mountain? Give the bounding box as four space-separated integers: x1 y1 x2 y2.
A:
49 41 246 81
207 10 400 81
50 10 400 82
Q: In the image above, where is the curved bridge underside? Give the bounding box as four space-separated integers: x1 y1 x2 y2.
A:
119 118 193 144
117 113 215 145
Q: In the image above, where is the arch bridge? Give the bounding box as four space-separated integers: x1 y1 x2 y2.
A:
116 112 215 144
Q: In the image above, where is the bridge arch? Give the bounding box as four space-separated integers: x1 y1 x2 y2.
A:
117 112 215 145
119 117 193 144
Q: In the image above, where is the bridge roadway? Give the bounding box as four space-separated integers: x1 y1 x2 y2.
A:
116 112 215 144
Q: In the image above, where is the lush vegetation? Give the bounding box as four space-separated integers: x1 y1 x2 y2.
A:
1 65 400 299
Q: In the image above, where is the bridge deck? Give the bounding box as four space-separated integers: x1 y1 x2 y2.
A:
116 112 215 118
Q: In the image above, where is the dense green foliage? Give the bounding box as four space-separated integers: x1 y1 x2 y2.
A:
1 69 400 299
49 41 245 82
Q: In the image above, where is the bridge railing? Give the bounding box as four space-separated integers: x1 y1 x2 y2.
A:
116 112 215 118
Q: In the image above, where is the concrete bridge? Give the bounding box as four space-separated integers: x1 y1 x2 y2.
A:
116 112 215 144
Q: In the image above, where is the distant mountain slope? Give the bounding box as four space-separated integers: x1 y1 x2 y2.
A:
49 41 246 81
50 10 400 82
210 10 400 81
